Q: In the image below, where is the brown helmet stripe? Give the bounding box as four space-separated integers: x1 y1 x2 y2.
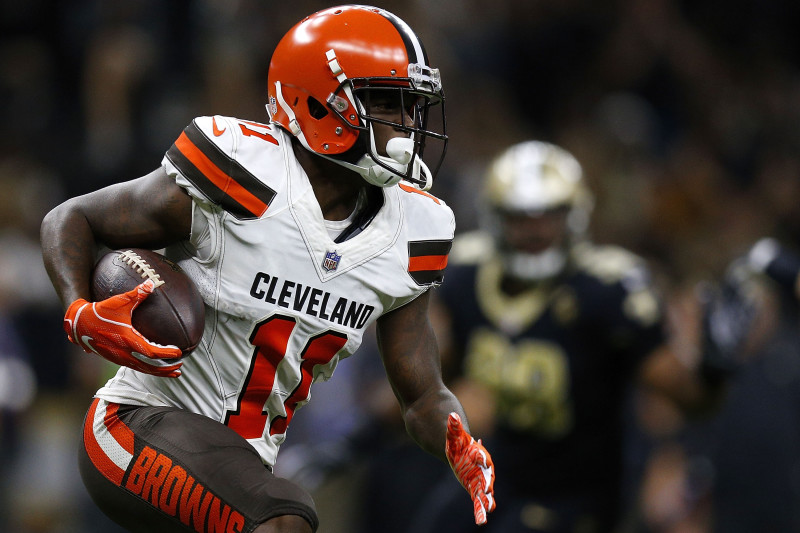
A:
378 9 428 66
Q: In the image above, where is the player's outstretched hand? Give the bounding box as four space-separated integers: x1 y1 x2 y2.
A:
445 412 496 525
63 279 183 377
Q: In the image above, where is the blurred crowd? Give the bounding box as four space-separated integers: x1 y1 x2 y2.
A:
2 0 800 532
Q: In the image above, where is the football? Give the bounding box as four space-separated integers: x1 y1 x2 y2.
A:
90 248 205 355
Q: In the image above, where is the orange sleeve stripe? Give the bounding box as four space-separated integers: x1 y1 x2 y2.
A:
83 399 126 486
409 254 449 272
174 132 268 217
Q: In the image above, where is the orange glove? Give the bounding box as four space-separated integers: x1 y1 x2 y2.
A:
63 279 183 377
446 412 496 525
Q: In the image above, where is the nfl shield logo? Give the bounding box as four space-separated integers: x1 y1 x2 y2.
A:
322 250 342 272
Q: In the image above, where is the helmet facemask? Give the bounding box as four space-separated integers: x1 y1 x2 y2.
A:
323 71 447 191
481 141 594 282
492 206 572 282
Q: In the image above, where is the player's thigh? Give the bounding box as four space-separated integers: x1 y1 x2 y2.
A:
79 399 318 532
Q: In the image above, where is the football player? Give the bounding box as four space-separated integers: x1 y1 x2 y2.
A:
40 6 494 533
403 141 724 533
658 237 800 533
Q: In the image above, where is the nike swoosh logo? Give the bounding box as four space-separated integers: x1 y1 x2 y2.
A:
212 117 226 137
81 335 100 355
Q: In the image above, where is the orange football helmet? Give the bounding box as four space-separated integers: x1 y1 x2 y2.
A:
267 5 447 190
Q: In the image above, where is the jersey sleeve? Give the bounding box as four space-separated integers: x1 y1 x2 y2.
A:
162 116 279 220
398 183 456 288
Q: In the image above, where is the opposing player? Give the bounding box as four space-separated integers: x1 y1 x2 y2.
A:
406 141 723 532
668 237 800 532
40 6 494 532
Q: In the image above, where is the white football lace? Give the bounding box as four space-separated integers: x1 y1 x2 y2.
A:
119 250 165 288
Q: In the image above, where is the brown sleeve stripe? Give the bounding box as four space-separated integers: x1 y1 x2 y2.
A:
166 121 276 220
408 239 452 285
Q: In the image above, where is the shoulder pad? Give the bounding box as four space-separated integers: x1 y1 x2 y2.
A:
449 230 495 266
397 182 454 224
164 116 281 220
572 242 649 286
573 243 662 326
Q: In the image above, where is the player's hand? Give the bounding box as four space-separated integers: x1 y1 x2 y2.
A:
445 412 496 525
63 279 183 377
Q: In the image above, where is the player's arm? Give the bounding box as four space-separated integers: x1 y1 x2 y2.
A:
376 290 463 456
376 290 495 524
41 166 191 307
40 166 192 376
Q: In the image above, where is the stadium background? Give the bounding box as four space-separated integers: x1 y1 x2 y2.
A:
1 1 799 531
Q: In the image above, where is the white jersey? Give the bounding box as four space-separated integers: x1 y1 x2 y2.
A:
96 115 455 466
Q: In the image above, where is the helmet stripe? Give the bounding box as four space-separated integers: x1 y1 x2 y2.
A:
378 10 428 66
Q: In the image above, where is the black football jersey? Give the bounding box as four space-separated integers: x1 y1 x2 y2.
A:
438 238 666 500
